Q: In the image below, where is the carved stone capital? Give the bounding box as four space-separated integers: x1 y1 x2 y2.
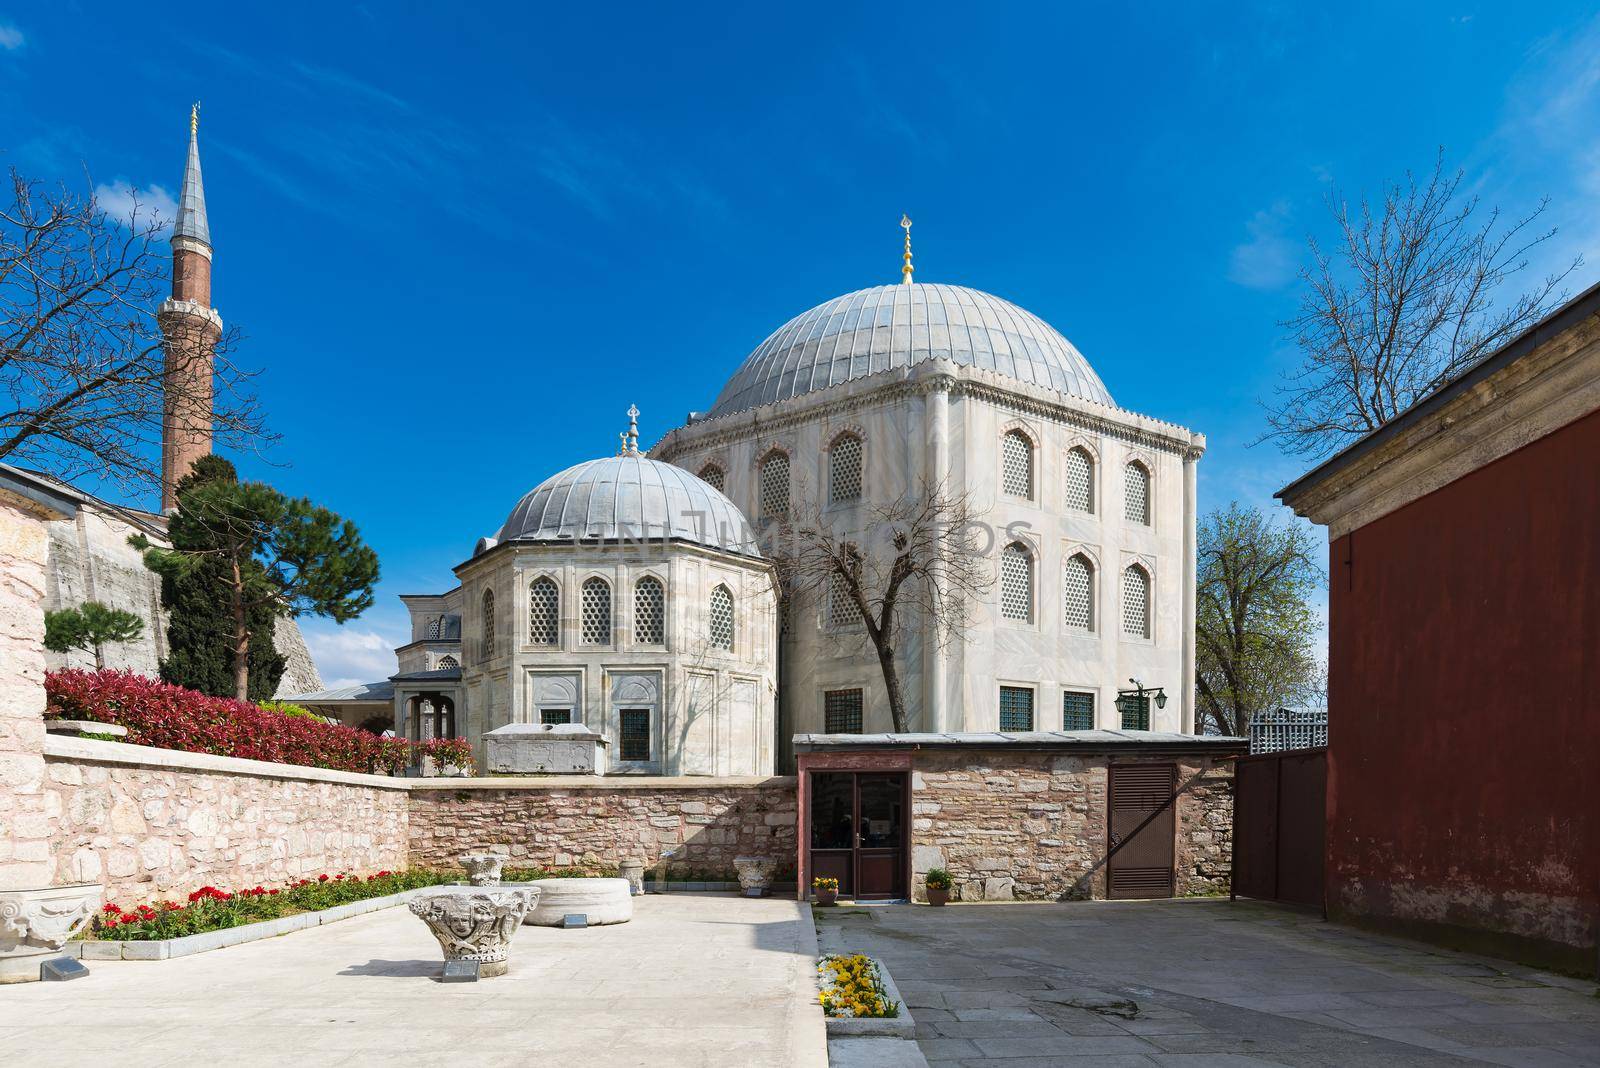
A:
0 883 103 983
408 886 539 978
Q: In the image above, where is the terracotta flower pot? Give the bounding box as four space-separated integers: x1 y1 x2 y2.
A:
814 888 838 907
926 885 950 907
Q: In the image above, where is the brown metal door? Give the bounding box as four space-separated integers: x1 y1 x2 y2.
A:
1107 762 1176 899
1231 748 1326 909
1234 756 1281 900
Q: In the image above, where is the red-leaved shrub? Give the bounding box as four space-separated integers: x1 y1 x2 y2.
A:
46 669 470 775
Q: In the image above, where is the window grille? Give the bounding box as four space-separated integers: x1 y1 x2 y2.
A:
424 617 442 640
824 689 864 734
827 575 862 627
1065 447 1094 512
581 577 611 645
619 709 651 762
1117 693 1150 731
709 584 734 650
999 686 1035 731
1249 708 1328 753
480 589 495 659
540 708 572 725
698 464 725 492
1000 542 1033 622
829 433 863 504
1064 553 1094 631
1122 565 1150 638
528 577 559 645
436 655 458 671
759 452 790 519
634 576 665 645
1001 430 1033 498
1124 462 1150 525
1062 691 1095 730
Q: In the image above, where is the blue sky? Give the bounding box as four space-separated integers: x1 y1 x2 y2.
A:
3 3 1596 686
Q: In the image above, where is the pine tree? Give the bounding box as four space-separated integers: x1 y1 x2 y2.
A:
43 601 144 670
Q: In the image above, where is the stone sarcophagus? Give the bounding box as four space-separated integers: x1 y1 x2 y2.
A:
484 723 607 775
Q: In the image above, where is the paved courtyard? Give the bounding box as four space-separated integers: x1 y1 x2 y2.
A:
2 893 827 1068
816 899 1600 1067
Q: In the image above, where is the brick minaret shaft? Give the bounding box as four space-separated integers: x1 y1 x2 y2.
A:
159 105 222 511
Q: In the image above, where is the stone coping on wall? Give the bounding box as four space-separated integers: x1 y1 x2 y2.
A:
410 774 798 791
793 730 1247 753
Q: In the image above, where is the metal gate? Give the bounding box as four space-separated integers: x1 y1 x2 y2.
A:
1106 762 1177 899
1233 747 1326 909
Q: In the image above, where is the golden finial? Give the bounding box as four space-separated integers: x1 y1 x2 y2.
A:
900 214 914 285
190 101 200 138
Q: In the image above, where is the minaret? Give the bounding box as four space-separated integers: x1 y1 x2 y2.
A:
159 103 222 510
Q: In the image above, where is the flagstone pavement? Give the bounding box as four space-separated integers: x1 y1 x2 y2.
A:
1 892 828 1068
815 898 1600 1067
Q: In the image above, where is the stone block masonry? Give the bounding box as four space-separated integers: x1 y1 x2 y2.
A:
408 777 798 877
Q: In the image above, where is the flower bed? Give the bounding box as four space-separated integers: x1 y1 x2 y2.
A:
92 870 454 941
46 669 473 775
817 953 901 1019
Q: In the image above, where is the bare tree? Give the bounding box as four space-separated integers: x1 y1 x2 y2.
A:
770 477 992 733
1265 153 1580 458
0 170 269 494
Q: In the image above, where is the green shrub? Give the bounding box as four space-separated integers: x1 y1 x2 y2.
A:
924 867 953 890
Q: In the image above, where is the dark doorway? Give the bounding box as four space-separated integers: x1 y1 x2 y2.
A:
807 771 908 900
1106 762 1177 899
1233 748 1326 909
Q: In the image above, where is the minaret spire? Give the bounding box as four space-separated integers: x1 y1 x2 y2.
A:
618 404 642 456
900 214 914 285
174 102 211 250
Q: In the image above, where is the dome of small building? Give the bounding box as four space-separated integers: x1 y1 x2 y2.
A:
497 452 758 557
707 282 1114 418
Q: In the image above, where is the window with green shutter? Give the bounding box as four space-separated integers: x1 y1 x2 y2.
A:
1063 691 1095 730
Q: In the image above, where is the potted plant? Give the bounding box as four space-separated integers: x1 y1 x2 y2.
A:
812 876 839 907
924 868 953 907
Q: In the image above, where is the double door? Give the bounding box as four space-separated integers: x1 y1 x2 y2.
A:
807 771 907 900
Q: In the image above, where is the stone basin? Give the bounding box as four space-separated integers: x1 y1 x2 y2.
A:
515 878 633 926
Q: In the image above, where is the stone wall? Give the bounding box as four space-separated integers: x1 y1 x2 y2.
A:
408 777 798 878
40 738 409 904
910 750 1234 902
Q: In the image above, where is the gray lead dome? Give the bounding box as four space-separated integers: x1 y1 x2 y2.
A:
708 283 1114 418
497 454 758 557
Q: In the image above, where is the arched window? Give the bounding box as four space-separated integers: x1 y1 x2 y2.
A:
1122 564 1151 638
1064 553 1094 632
528 576 559 645
708 584 734 650
635 576 665 645
827 574 862 627
759 450 790 519
480 589 495 659
581 577 611 645
698 463 725 492
1065 447 1094 513
424 616 442 640
1000 542 1034 622
1124 461 1151 525
829 432 863 504
1002 429 1034 499
436 654 458 671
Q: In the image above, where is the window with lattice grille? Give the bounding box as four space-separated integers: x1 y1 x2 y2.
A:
1002 430 1033 498
1124 462 1150 525
634 576 664 645
528 577 559 645
1063 691 1095 730
759 452 789 519
1117 693 1150 730
829 433 863 504
827 575 862 627
436 655 458 671
480 589 495 659
1064 553 1094 632
540 708 571 725
1000 542 1033 622
1122 565 1150 638
619 708 651 762
824 689 864 733
424 617 442 640
581 577 611 645
1065 447 1094 512
709 584 734 650
999 686 1034 731
698 464 725 492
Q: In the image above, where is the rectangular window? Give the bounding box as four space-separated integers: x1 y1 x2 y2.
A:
540 708 572 725
824 689 864 734
999 686 1035 732
1118 694 1150 731
619 708 651 761
1062 691 1095 731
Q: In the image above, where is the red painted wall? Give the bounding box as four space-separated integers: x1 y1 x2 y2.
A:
1327 407 1600 972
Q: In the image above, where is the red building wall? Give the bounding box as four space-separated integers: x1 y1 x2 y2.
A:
1327 407 1600 973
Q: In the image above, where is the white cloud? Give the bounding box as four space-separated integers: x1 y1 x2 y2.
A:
0 22 24 51
297 623 402 690
93 180 178 230
1228 203 1299 290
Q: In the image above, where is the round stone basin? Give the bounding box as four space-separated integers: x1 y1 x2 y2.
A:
513 878 633 926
